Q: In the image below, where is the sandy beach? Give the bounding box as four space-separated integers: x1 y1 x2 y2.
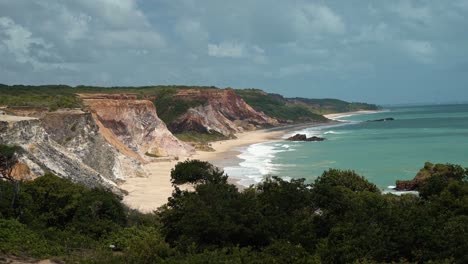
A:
121 126 301 212
121 123 325 212
121 110 381 212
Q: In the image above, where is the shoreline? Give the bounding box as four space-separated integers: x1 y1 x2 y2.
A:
121 110 381 212
324 110 382 120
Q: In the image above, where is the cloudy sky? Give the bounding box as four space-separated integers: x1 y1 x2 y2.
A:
1 0 467 104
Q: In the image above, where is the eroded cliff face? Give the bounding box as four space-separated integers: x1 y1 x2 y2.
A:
169 89 278 136
0 115 125 194
40 109 146 181
79 94 193 159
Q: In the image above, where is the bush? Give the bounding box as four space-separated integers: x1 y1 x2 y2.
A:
314 169 380 193
0 219 55 257
170 160 227 185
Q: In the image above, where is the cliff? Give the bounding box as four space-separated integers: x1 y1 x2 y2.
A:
79 94 193 159
0 114 125 194
40 109 146 181
168 89 279 136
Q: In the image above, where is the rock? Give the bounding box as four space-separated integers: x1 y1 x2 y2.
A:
287 134 326 142
169 89 279 136
40 109 146 181
367 118 395 122
394 162 461 191
79 94 194 159
0 115 124 195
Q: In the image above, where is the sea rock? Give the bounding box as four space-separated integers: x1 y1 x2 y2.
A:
169 89 279 137
367 118 395 122
287 134 326 142
394 162 460 191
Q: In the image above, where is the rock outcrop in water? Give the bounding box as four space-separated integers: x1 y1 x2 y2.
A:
287 134 326 142
367 118 395 122
79 94 194 159
169 89 279 137
395 162 464 191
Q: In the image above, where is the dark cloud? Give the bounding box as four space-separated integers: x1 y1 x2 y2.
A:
0 0 467 104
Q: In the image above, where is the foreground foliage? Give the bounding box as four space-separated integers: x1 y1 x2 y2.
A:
0 163 466 263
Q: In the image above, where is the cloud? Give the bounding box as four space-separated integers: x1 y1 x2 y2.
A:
175 19 208 44
392 1 432 23
207 42 268 64
293 3 345 36
208 42 246 58
0 16 65 70
346 23 391 44
401 40 435 63
0 0 467 103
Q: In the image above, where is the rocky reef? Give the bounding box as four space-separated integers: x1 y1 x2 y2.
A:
169 89 279 136
367 118 395 122
395 162 465 191
287 134 326 142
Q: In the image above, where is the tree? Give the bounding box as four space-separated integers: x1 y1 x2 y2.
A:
0 145 22 210
314 169 379 193
170 159 227 185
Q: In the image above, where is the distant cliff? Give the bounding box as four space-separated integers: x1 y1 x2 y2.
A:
235 89 379 122
167 89 279 137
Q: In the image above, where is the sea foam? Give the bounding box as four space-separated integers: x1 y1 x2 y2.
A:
224 142 294 186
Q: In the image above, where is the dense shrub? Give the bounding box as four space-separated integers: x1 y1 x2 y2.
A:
0 162 466 263
170 159 227 185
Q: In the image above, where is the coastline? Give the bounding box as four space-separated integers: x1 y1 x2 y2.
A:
121 110 381 212
324 110 382 120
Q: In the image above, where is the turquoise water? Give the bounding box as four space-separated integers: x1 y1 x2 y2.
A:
224 104 468 189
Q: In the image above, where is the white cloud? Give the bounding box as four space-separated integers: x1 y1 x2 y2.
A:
393 1 432 23
175 19 208 44
208 42 246 58
207 42 268 64
0 16 64 70
98 30 165 49
401 40 435 63
77 0 149 29
293 3 345 35
349 23 391 43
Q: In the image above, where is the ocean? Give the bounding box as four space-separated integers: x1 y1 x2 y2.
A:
224 104 468 190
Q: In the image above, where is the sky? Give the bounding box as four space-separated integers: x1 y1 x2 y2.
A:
0 0 467 104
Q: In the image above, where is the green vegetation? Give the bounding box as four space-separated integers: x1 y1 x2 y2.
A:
149 88 207 124
0 161 466 263
235 89 328 122
170 159 227 185
290 98 381 114
235 89 380 119
175 131 229 143
0 84 212 112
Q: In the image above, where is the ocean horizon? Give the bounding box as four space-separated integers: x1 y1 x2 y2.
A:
223 103 468 190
